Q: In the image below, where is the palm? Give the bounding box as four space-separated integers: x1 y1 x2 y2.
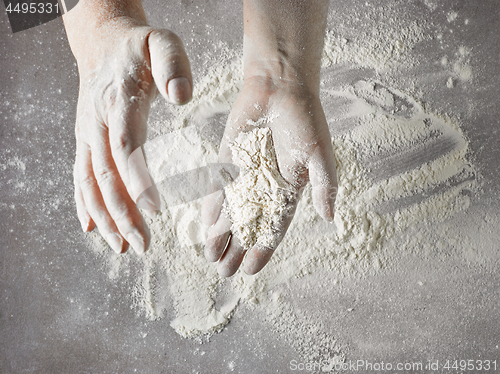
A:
203 77 337 276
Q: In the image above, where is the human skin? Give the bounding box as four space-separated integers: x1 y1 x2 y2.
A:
203 0 337 276
63 0 337 274
63 0 193 254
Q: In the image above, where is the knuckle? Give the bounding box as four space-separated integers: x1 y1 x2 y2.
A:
152 29 183 50
78 174 97 194
109 130 131 154
102 84 118 106
114 210 137 229
93 169 116 189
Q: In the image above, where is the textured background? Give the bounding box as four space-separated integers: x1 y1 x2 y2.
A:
1 1 500 373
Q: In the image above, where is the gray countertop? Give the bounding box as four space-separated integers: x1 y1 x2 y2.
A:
1 1 500 373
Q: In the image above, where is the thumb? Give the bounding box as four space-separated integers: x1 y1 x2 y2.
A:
148 29 193 105
308 145 338 222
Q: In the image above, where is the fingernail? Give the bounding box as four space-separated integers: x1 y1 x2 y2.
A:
327 201 336 222
322 198 335 222
167 77 191 104
80 218 90 232
137 195 158 211
143 209 159 219
325 207 334 222
127 233 146 255
243 262 260 276
106 233 124 254
217 264 236 278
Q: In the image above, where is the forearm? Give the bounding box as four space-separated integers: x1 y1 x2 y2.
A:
243 0 329 91
62 0 149 68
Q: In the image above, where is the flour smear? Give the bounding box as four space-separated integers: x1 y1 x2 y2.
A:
88 6 480 365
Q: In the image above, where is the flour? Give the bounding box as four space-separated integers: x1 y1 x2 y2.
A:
223 127 296 250
93 75 477 343
439 46 473 86
447 11 458 23
321 16 430 72
87 5 481 365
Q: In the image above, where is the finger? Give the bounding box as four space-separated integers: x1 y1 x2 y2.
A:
217 235 246 278
201 190 225 226
242 197 297 275
74 155 95 232
201 141 234 226
105 73 161 218
148 29 193 105
308 141 338 222
90 126 150 255
204 210 232 262
242 245 274 275
77 141 129 254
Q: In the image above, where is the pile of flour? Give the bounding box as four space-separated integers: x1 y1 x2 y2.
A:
223 127 296 250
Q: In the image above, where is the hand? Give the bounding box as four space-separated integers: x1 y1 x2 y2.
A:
66 10 192 254
202 76 337 276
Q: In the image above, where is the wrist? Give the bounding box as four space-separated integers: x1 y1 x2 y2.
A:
243 55 321 94
243 38 321 93
63 1 149 70
240 75 321 113
242 0 328 93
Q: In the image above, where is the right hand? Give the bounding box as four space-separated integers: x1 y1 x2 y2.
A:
202 77 337 277
69 16 192 254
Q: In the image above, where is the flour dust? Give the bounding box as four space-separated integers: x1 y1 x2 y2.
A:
87 7 481 366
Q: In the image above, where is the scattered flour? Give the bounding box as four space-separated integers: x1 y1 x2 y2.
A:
423 0 438 12
223 127 296 250
90 74 477 346
321 17 430 72
440 46 473 86
1 156 27 172
87 5 481 365
447 11 458 23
